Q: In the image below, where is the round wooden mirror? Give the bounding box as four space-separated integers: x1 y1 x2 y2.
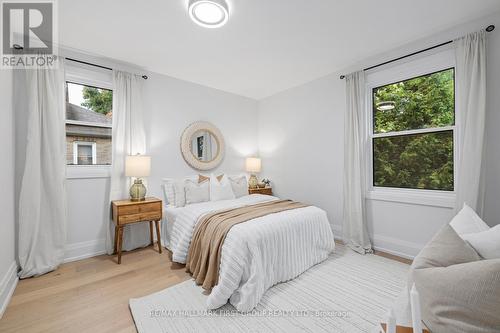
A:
180 121 225 170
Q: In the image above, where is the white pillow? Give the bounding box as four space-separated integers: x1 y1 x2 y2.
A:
210 174 235 201
462 225 500 259
449 203 490 236
229 175 248 198
162 176 197 207
184 179 210 205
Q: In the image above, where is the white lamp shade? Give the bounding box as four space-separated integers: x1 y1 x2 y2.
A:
125 155 151 177
246 157 261 173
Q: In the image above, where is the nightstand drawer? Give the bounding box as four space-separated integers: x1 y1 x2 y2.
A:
139 202 162 213
119 205 140 215
118 212 162 224
249 187 273 195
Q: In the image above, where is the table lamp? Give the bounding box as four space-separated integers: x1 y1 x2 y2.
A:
246 157 261 189
125 154 151 201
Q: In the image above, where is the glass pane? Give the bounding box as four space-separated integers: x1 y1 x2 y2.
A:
373 131 453 191
66 82 112 165
77 145 93 165
373 69 454 134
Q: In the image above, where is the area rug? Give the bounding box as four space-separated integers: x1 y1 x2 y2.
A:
129 245 409 333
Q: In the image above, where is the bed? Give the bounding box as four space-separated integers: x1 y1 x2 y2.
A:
162 193 335 312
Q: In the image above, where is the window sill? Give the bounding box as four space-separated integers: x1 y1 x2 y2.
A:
366 188 455 208
66 165 111 179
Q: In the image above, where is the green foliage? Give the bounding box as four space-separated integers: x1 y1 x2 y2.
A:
81 86 113 115
372 69 454 191
373 69 454 133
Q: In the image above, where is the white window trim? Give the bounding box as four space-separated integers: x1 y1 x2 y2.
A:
73 141 97 165
365 48 457 208
66 165 111 179
65 59 113 179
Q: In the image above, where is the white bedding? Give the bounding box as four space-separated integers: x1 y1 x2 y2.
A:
165 194 335 312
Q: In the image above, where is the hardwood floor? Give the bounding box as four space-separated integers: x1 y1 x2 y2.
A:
0 246 189 333
0 243 411 333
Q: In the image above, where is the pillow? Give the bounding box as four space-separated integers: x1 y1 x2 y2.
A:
162 176 197 207
449 203 489 236
411 224 481 271
185 179 210 205
462 225 500 259
161 180 175 205
408 225 498 333
229 175 248 198
199 174 223 183
210 174 235 201
414 259 500 333
407 225 481 318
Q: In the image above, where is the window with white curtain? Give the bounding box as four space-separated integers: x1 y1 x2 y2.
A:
65 60 113 178
366 49 457 206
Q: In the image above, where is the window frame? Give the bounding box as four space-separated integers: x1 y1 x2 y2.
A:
365 48 458 208
65 60 113 179
73 141 97 165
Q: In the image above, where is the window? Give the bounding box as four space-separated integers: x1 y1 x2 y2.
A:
73 141 97 165
371 68 455 191
66 82 113 166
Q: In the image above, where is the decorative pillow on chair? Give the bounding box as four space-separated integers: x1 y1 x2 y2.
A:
414 259 500 333
462 225 500 259
185 179 210 205
409 225 500 333
209 174 235 201
449 203 489 236
229 175 248 198
411 224 481 271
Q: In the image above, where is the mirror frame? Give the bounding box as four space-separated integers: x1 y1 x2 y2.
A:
180 121 225 170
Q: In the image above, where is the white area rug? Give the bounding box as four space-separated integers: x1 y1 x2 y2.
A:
130 245 409 333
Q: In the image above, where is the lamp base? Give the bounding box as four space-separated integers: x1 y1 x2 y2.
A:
130 179 147 201
248 174 258 189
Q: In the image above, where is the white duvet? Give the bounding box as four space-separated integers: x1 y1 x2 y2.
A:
166 194 335 312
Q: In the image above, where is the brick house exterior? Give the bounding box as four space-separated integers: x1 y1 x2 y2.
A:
66 103 112 165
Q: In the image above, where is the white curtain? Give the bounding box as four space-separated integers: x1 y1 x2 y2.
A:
15 58 67 278
106 71 150 254
454 30 487 214
343 71 373 254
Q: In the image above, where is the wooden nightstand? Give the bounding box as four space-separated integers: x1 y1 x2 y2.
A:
248 187 273 196
111 197 162 264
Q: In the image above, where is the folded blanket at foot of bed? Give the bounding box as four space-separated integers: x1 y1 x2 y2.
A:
186 200 309 290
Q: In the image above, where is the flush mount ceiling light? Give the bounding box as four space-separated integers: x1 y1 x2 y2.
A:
376 101 396 111
188 0 229 28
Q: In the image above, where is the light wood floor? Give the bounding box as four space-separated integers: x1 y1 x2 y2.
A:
0 245 189 333
0 243 411 333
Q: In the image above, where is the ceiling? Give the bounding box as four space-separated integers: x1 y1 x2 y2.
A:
60 0 500 100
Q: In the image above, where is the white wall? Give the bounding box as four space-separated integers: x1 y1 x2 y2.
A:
143 72 259 198
64 71 259 261
0 69 18 317
258 12 500 258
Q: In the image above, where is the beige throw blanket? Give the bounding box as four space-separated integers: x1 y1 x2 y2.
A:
186 200 309 290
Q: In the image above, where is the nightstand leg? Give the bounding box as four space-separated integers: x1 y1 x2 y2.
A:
117 226 124 264
149 221 154 246
113 226 118 254
154 220 162 253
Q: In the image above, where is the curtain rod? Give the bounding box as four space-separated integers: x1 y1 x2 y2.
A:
339 24 495 80
66 57 148 80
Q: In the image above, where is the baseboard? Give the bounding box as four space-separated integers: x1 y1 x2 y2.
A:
63 239 107 263
331 224 421 259
0 261 18 319
371 234 422 260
